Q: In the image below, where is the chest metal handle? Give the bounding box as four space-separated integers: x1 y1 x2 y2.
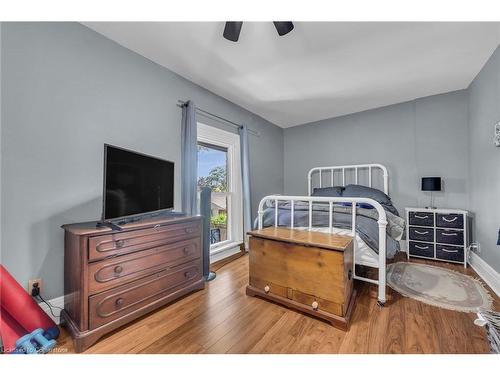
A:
114 265 123 274
441 232 458 236
115 298 124 307
441 248 459 253
443 217 458 223
115 239 125 248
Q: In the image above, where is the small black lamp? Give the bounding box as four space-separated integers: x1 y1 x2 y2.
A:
421 177 441 209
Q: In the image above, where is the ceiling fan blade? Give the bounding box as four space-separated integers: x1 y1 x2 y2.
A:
273 22 294 36
223 22 243 42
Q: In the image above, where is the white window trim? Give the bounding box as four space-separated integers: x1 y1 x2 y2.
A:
197 123 243 253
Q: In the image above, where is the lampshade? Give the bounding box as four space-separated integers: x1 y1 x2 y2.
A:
421 177 441 192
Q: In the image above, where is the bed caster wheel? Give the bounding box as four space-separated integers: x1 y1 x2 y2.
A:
264 285 270 294
312 301 319 310
377 300 385 308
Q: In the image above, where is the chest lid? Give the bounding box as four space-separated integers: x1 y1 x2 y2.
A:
248 227 352 252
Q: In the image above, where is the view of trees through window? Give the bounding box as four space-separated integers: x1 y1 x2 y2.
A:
197 144 229 245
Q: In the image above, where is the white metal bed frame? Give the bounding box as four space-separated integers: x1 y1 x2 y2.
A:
257 164 390 305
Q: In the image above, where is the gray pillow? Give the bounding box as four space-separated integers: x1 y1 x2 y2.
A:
343 184 391 205
312 186 344 197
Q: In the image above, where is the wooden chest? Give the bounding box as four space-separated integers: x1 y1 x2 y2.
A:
61 215 204 352
246 227 356 330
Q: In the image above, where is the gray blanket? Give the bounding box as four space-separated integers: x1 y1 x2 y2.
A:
255 201 405 259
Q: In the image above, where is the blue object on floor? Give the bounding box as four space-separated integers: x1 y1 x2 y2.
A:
15 334 38 354
15 328 56 354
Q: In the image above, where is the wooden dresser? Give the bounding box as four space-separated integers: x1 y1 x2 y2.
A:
246 228 356 330
61 215 204 352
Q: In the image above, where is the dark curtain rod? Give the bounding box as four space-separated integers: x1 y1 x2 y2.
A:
177 100 260 137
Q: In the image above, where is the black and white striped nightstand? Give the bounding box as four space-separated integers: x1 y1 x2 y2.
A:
405 208 469 268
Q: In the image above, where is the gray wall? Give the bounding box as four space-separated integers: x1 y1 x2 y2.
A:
468 45 500 272
1 22 284 299
284 90 470 215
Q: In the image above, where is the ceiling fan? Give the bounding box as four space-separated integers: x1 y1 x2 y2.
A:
223 22 294 42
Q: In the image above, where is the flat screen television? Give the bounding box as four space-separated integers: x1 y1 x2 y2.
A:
102 145 174 220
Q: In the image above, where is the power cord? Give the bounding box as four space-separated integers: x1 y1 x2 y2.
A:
30 282 62 319
35 294 62 319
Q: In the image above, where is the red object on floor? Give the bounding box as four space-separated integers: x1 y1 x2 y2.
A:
0 265 59 340
0 307 27 353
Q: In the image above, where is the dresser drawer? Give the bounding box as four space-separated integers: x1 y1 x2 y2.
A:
88 238 201 294
88 220 201 261
436 228 464 245
408 241 434 258
88 260 202 329
409 212 434 226
408 226 434 242
436 213 464 229
436 244 464 262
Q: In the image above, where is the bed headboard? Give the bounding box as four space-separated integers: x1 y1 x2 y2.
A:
307 164 389 196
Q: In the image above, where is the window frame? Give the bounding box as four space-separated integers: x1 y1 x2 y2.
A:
197 122 243 255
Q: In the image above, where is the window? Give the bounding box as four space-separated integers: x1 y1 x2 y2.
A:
197 123 243 258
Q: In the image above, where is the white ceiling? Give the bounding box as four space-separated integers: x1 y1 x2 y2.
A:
84 22 500 128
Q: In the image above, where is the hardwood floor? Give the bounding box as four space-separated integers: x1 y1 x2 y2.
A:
58 254 498 354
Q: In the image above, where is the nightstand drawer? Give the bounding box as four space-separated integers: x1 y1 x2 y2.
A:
436 228 464 245
436 213 464 229
409 212 434 226
436 244 464 262
409 226 434 242
409 241 434 258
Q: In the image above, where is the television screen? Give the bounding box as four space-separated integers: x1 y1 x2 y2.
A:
103 145 174 220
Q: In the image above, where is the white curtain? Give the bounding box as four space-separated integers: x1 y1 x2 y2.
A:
181 101 198 215
239 124 252 249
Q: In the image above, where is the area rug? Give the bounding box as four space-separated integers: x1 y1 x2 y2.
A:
386 262 493 312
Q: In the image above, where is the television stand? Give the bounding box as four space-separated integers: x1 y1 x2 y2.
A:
95 221 123 231
62 214 203 352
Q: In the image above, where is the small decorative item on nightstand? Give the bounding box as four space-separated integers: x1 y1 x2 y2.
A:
421 177 441 209
405 207 469 268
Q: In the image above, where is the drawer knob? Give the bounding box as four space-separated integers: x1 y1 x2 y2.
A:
184 271 194 278
115 298 124 307
115 240 125 248
114 265 123 274
183 247 189 254
264 285 270 293
185 228 194 234
312 301 319 310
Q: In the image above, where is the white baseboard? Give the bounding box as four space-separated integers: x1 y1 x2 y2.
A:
210 244 242 264
38 295 64 325
468 252 500 297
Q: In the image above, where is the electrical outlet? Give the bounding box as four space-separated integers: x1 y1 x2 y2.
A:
469 242 481 254
28 278 42 296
